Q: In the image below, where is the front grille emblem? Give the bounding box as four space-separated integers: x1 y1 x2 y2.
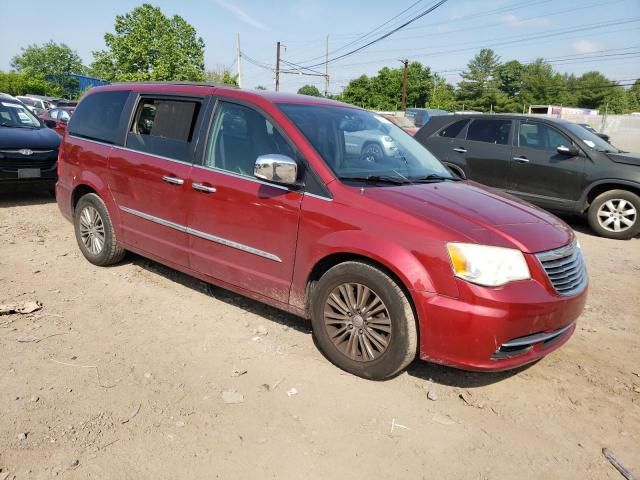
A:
18 149 34 156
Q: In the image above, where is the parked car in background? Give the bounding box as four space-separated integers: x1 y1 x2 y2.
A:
39 107 75 136
578 123 610 143
16 96 49 116
379 113 418 135
57 83 586 380
0 96 60 192
415 114 640 239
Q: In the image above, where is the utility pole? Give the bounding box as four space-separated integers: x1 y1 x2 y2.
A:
275 41 281 92
324 34 329 97
401 59 409 112
236 33 242 88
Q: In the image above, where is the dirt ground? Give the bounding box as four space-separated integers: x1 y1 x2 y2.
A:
0 190 638 480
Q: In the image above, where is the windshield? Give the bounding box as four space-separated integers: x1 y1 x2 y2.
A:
0 101 42 128
383 115 415 129
565 122 621 153
278 103 453 184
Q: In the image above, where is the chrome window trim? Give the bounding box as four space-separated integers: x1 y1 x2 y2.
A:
304 192 333 202
119 205 282 263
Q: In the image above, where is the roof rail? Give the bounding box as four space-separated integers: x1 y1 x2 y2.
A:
111 81 239 89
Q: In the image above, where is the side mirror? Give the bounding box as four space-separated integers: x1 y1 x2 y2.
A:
44 119 56 128
557 144 579 156
254 154 298 186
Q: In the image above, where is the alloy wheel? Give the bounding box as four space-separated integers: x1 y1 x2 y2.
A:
78 205 106 254
597 199 637 233
323 283 392 362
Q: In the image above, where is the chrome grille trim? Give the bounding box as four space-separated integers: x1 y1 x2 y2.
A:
536 241 588 296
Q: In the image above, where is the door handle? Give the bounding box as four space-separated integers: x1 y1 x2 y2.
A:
192 182 217 193
453 147 467 153
162 175 184 185
512 156 530 163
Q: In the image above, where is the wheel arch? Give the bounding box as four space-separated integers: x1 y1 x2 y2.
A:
580 180 640 212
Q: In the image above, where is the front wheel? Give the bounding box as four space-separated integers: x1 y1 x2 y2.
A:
587 190 640 239
310 261 417 380
360 143 384 163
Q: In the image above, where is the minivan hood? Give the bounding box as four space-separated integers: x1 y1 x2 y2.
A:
607 151 640 167
0 127 61 150
363 181 573 253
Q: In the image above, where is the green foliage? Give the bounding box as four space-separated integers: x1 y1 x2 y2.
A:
627 80 640 112
90 3 205 82
10 41 86 97
297 84 322 97
206 69 238 86
0 71 52 96
338 62 441 110
457 48 501 111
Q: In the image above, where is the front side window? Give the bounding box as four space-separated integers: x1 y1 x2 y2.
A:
126 97 201 162
564 122 621 153
278 103 453 184
204 102 294 177
518 122 571 151
466 119 511 145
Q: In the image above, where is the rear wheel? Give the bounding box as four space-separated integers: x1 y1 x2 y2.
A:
74 193 126 265
587 190 640 239
310 261 417 380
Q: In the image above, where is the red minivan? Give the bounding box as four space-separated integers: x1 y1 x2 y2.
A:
56 83 588 380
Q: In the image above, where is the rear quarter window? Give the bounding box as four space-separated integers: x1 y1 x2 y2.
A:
68 91 129 144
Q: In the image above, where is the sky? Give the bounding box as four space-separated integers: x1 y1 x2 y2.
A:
2 0 639 94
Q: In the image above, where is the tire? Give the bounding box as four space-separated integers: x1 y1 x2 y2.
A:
587 189 640 240
73 193 126 266
360 143 384 163
310 261 418 380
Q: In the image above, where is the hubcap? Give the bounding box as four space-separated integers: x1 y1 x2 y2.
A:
362 145 382 163
78 206 106 254
597 199 637 233
323 283 392 362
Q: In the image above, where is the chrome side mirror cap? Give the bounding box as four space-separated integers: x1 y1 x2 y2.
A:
254 154 298 186
557 144 579 156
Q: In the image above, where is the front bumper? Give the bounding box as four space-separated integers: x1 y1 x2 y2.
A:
0 153 57 189
414 275 587 371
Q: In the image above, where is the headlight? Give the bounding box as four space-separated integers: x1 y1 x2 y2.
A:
446 243 530 287
382 136 393 143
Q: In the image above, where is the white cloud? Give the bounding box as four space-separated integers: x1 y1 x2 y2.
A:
215 0 270 32
501 14 552 28
572 39 600 54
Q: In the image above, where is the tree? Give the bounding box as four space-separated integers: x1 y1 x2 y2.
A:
457 48 502 111
297 84 322 97
339 74 372 108
628 79 640 112
11 41 86 97
206 68 238 86
0 71 51 96
574 71 616 110
90 4 205 82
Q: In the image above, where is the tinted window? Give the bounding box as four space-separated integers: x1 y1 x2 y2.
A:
126 97 201 162
518 122 571 150
205 102 295 176
68 91 128 144
438 119 469 138
466 119 511 145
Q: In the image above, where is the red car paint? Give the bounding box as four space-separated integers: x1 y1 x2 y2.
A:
56 83 587 372
39 107 74 136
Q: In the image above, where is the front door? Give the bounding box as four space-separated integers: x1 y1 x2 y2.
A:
509 120 585 208
450 118 513 189
186 100 303 303
108 94 206 266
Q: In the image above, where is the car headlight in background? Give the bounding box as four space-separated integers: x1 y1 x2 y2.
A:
381 135 394 143
446 243 530 287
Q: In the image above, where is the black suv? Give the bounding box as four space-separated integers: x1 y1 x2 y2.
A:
415 114 640 239
0 95 60 192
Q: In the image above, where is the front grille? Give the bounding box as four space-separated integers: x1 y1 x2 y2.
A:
0 150 57 172
536 241 588 296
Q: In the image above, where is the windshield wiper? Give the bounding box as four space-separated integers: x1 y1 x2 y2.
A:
340 175 410 185
411 174 460 182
